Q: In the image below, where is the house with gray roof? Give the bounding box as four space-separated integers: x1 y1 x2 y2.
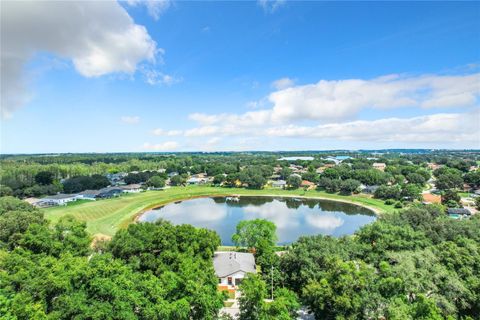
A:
39 193 79 206
213 252 256 287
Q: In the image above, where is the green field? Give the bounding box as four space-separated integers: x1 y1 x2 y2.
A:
43 185 394 237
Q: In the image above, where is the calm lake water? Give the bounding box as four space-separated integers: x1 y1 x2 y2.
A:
139 196 376 245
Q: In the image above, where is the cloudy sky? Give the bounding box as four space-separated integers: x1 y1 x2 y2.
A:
1 0 479 153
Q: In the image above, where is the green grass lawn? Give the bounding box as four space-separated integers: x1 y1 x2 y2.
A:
43 185 393 237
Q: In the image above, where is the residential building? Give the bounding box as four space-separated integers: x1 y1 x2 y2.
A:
121 184 143 193
422 193 442 204
372 163 387 171
97 187 123 198
361 185 379 194
77 190 100 200
213 252 256 288
39 194 78 206
301 180 315 190
187 177 209 185
272 180 287 188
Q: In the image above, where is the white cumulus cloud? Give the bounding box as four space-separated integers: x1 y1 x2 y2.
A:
1 0 158 117
126 0 172 20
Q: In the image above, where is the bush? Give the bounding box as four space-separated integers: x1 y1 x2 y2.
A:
394 201 403 208
385 199 395 205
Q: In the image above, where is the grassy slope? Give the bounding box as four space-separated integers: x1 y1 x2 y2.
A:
43 185 394 237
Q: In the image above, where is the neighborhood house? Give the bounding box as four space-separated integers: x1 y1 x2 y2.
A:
372 163 387 171
213 252 256 288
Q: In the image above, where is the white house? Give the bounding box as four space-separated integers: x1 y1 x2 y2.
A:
213 252 256 287
39 194 79 206
121 184 143 193
271 180 287 188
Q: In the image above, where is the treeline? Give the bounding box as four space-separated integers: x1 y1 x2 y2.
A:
0 196 224 319
279 205 480 319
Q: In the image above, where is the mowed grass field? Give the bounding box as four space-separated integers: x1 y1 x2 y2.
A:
43 185 394 238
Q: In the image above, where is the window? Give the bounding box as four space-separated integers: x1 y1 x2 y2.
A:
228 277 233 285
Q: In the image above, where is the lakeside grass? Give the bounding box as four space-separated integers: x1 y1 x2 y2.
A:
43 185 394 237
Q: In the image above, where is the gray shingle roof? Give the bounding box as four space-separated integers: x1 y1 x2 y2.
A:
42 194 77 200
213 252 256 277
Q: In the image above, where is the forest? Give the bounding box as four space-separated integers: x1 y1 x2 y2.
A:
1 195 479 319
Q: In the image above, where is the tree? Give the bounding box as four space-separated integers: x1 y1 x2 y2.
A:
401 184 422 200
232 219 277 251
238 274 299 320
441 190 461 207
286 175 302 189
406 173 426 186
213 174 225 185
170 174 186 186
146 175 165 188
374 185 401 200
435 173 463 190
339 179 360 195
238 274 266 320
34 171 55 185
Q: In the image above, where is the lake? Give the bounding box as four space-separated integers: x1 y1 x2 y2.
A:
138 196 376 245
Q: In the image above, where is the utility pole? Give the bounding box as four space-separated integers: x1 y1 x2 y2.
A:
271 265 273 300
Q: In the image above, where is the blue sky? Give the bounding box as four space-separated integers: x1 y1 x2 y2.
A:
1 1 479 153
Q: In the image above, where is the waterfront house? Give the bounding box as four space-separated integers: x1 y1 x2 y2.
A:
213 252 256 288
272 180 287 188
121 184 143 193
97 187 123 198
77 190 100 200
301 180 315 190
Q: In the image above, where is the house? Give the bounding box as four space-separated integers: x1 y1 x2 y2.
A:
106 172 127 185
272 180 287 188
97 187 123 198
168 172 179 178
427 163 443 171
361 185 379 194
447 208 471 216
39 194 79 206
422 193 442 204
301 180 315 190
213 252 256 287
316 167 326 174
187 177 208 185
77 190 100 200
372 163 387 171
121 184 143 193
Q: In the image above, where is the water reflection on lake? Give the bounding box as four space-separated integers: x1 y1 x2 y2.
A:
139 196 376 245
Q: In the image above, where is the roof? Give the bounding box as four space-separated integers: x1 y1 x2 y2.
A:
98 187 123 193
43 193 77 200
422 193 442 204
121 184 142 189
447 208 471 215
373 162 386 166
213 252 256 277
301 180 315 186
78 189 101 196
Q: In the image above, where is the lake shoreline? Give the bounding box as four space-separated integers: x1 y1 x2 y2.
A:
133 192 380 224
